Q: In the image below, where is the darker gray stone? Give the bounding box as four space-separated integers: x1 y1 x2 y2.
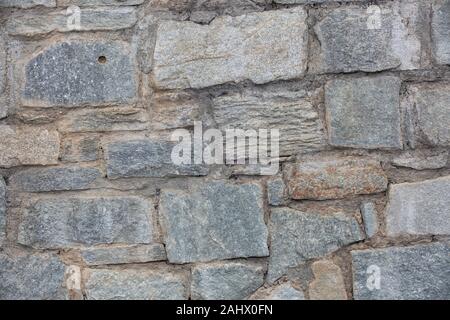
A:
10 166 101 192
352 242 450 300
268 207 364 282
191 261 265 300
360 202 379 238
159 181 269 263
18 197 153 249
0 177 5 246
267 177 287 206
432 0 450 65
23 41 136 107
325 76 402 149
61 135 99 163
106 139 208 179
0 253 66 300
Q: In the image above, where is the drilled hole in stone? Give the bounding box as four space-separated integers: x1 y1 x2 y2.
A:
98 56 107 64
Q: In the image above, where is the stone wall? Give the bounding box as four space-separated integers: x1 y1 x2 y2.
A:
0 0 449 300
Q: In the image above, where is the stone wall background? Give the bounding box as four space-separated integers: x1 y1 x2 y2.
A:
0 0 449 300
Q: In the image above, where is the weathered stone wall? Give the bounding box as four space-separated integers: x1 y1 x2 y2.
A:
0 0 449 300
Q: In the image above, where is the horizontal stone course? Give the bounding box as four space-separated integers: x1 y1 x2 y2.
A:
0 0 56 8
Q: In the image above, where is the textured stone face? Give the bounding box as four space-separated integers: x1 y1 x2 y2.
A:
267 177 287 206
392 150 448 170
212 87 326 156
191 261 265 300
286 158 388 200
360 202 379 238
10 166 101 192
325 76 402 149
58 0 144 5
268 208 363 282
251 283 305 300
0 178 5 247
432 0 450 64
0 0 56 8
105 139 208 179
81 244 166 266
84 268 188 300
153 7 308 89
160 181 269 263
23 42 136 107
309 260 347 300
314 2 427 72
0 253 66 300
0 126 60 168
352 242 450 300
0 36 5 96
18 197 153 249
386 176 450 236
61 135 99 163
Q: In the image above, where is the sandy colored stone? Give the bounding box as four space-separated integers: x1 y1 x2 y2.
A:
309 260 347 300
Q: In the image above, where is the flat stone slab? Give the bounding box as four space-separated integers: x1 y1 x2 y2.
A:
352 242 450 299
432 0 450 65
18 197 153 249
153 7 308 89
159 180 269 263
58 0 144 5
0 253 66 300
0 177 5 247
0 0 56 8
22 41 136 107
386 176 450 236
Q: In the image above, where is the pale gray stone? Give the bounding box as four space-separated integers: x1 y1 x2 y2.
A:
105 139 208 179
58 0 144 5
23 41 136 107
212 87 326 156
250 283 305 300
0 126 60 168
18 197 153 249
7 8 137 37
0 0 56 8
352 242 450 300
10 166 101 192
267 177 286 206
191 261 265 300
325 76 402 149
0 253 66 300
153 7 308 89
81 244 166 266
0 35 5 96
0 177 5 247
314 3 428 73
160 181 269 263
360 202 379 238
392 150 448 170
84 268 188 300
276 0 361 2
386 176 450 236
432 0 450 64
268 208 364 282
61 135 99 163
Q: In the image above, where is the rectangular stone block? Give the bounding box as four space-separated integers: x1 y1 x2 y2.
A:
159 181 269 263
0 0 56 8
22 41 136 107
81 244 166 266
325 76 402 149
286 158 388 200
7 7 137 37
386 176 450 236
10 166 102 192
0 253 66 300
84 268 188 300
0 178 5 247
105 139 208 179
352 242 450 299
58 0 144 6
0 126 60 168
432 0 450 65
0 35 5 96
61 134 99 163
153 7 308 89
18 197 153 249
268 208 363 283
313 2 429 73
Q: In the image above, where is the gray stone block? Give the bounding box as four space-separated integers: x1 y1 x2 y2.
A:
18 197 153 249
0 177 5 247
0 0 56 8
267 177 287 206
392 150 448 170
159 181 269 263
360 202 379 238
352 242 450 299
252 283 305 300
61 135 99 163
432 0 450 65
58 0 144 6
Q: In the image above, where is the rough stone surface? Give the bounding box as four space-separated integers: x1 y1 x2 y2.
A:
18 197 153 249
309 260 347 300
0 178 5 247
106 139 208 179
61 135 99 163
268 208 364 282
352 242 450 300
386 176 450 236
160 181 269 263
267 177 287 206
325 76 402 149
0 0 56 8
191 261 265 300
84 268 188 300
10 166 101 192
81 244 166 266
314 2 428 73
0 35 5 96
250 283 305 300
392 150 448 170
432 0 450 65
286 158 388 200
23 41 136 107
7 8 137 36
0 126 60 168
360 202 379 238
0 253 66 300
58 0 144 5
153 7 308 89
